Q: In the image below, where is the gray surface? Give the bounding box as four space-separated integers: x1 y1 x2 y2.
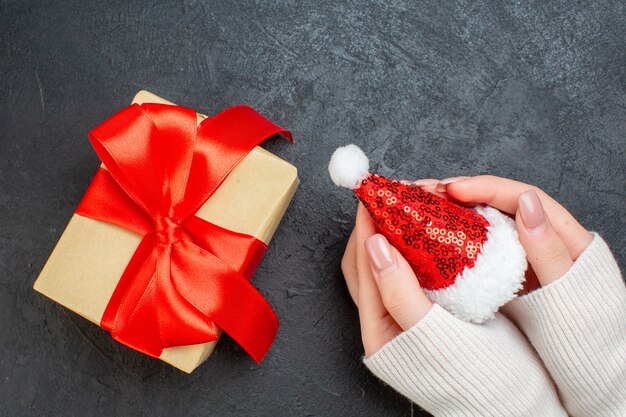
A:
1 1 625 416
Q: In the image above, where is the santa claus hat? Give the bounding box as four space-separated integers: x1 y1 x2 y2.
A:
329 144 527 323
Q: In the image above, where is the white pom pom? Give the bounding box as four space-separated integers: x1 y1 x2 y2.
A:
328 144 370 189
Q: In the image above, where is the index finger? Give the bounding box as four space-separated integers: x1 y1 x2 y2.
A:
354 203 388 322
446 175 592 259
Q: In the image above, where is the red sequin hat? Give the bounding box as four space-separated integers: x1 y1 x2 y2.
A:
329 145 527 323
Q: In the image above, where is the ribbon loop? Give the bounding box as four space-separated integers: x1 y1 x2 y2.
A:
76 102 290 363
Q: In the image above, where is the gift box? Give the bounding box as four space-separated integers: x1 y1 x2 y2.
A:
34 91 299 373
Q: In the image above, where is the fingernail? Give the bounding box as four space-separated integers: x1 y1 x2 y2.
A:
437 176 469 192
519 190 546 231
365 234 396 273
412 178 439 187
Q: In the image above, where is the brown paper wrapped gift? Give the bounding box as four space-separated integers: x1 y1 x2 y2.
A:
34 91 299 373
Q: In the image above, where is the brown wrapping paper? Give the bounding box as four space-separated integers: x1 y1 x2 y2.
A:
34 91 299 373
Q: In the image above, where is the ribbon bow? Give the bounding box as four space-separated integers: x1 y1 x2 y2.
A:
75 103 292 363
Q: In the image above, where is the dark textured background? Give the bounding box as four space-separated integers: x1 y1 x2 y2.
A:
1 1 624 416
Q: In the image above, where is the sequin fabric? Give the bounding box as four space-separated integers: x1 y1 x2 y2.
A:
356 174 490 290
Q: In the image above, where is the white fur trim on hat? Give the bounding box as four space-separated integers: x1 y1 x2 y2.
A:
328 144 370 189
423 206 527 323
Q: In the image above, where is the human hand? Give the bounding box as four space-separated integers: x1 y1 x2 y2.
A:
342 201 568 416
345 176 613 417
341 175 593 356
341 204 432 357
438 175 594 289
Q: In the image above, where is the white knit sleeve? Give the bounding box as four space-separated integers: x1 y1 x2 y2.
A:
503 234 626 417
363 304 567 417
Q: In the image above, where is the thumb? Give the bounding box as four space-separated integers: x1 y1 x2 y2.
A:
364 234 432 330
517 190 573 286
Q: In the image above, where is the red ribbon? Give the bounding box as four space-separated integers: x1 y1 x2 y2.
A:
75 103 292 363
